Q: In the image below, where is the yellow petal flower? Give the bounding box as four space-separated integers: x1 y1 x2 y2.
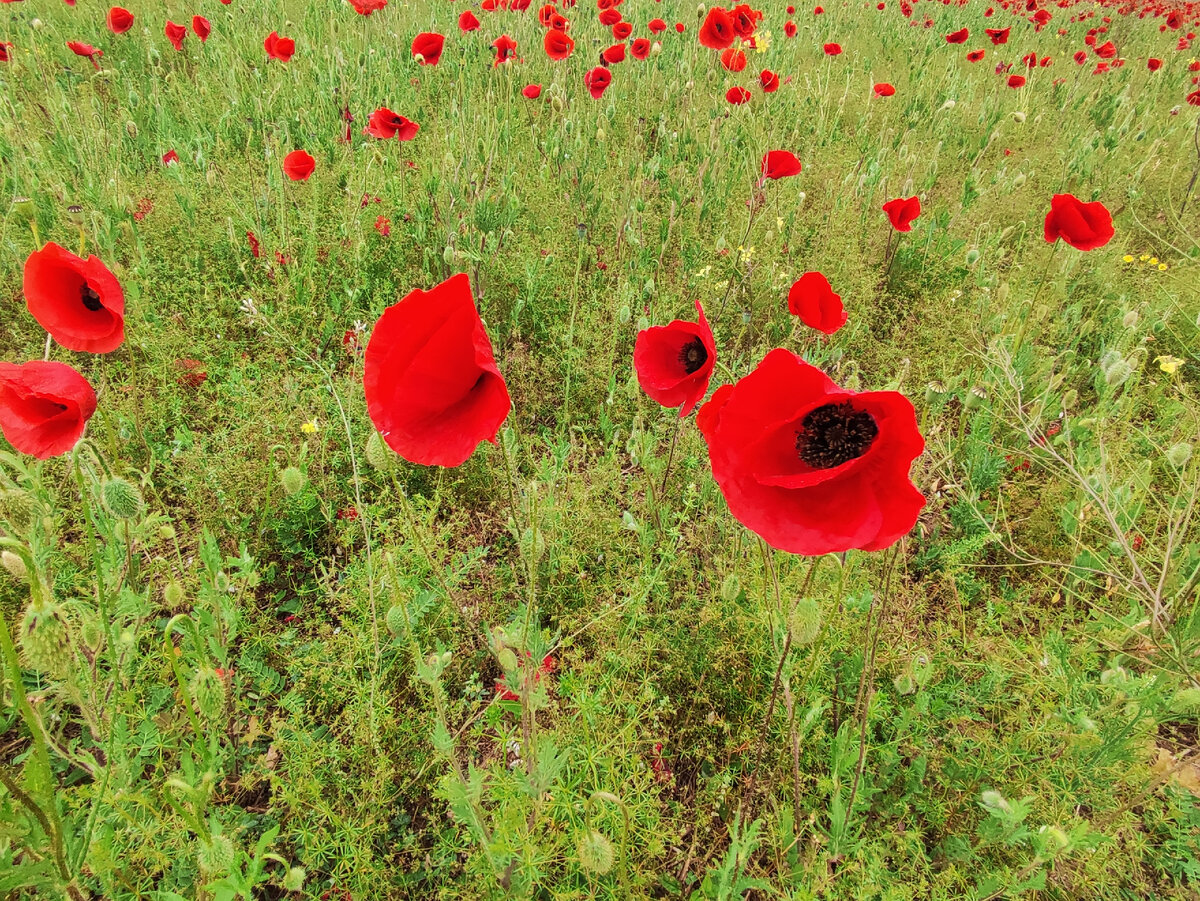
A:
1155 356 1184 375
1158 263 1168 271
301 420 319 434
1122 254 1134 263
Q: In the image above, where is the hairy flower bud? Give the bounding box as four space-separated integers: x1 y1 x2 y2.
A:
280 467 307 496
1 550 28 582
190 666 227 720
20 600 72 678
577 828 615 874
196 834 236 876
787 598 822 646
102 476 144 520
1166 443 1192 468
365 431 393 472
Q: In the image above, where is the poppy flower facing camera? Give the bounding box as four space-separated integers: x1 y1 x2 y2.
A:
633 300 716 417
24 243 125 353
698 349 925 555
0 361 97 460
364 273 511 467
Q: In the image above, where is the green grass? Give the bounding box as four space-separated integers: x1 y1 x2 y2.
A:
1 0 1199 898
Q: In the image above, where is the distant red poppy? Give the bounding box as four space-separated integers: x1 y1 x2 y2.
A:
720 47 747 71
1043 193 1114 251
492 34 517 65
945 27 968 43
985 26 1009 44
411 32 445 65
374 215 390 236
107 7 133 34
1189 89 1200 106
522 84 542 99
1148 57 1162 70
648 17 667 33
824 42 842 55
24 243 125 354
68 41 103 68
759 68 780 92
1073 49 1087 64
630 37 651 59
1039 55 1052 67
265 31 295 61
0 43 11 64
363 273 511 467
761 150 801 179
192 16 211 42
699 7 736 49
1007 73 1026 87
1094 40 1117 58
676 22 685 33
367 108 419 140
967 48 985 61
162 149 179 165
545 29 574 59
283 150 316 181
350 0 388 13
0 362 97 460
458 9 480 31
612 21 632 40
585 66 612 98
633 300 716 417
495 653 554 701
882 195 921 231
1022 52 1037 68
784 21 797 37
698 349 925 555
788 272 847 334
726 86 752 104
873 82 896 96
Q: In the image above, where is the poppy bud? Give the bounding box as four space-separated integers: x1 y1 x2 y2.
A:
412 52 425 65
102 476 143 520
924 380 948 404
1012 110 1026 122
20 599 72 678
125 119 138 137
159 524 177 540
618 304 631 324
0 488 34 528
696 3 706 18
980 790 1011 815
1 550 28 582
964 385 988 410
163 579 184 607
995 282 1009 306
66 204 85 227
1122 310 1138 329
384 604 407 637
577 828 615 874
787 598 821 645
282 868 306 893
206 169 217 188
190 666 226 720
442 245 455 266
11 196 35 222
1011 173 1026 188
965 248 980 265
1104 359 1132 386
1042 825 1070 851
280 466 307 495
31 19 42 29
651 41 662 55
365 430 393 472
940 99 956 110
1166 442 1192 467
1060 389 1078 410
1170 687 1200 713
79 613 104 655
197 834 236 877
496 646 519 672
720 573 740 602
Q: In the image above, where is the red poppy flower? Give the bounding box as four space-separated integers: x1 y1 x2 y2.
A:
545 29 574 59
648 17 666 33
699 7 736 49
726 86 752 104
730 4 760 38
784 21 797 37
1007 73 1026 87
192 16 211 42
945 27 968 43
247 232 261 258
458 9 480 31
367 108 419 140
363 273 511 467
824 42 842 55
598 7 622 25
523 84 542 99
0 362 97 460
720 47 747 71
536 3 556 26
966 48 985 61
1039 56 1051 67
697 349 925 555
787 272 847 334
1189 89 1200 106
1073 50 1087 64
283 149 316 181
1148 58 1162 70
985 26 1009 44
350 0 388 13
162 149 179 165
0 43 11 64
265 31 295 62
630 37 651 59
492 34 517 65
675 22 685 33
411 32 445 65
882 195 921 231
597 43 621 64
585 66 612 98
612 21 632 40
1022 52 1037 68
23 243 125 354
164 21 186 51
1043 193 1114 251
495 653 554 701
633 300 716 417
759 69 780 92
1094 40 1117 58
873 82 896 96
549 12 569 30
107 7 133 34
761 150 801 179
68 41 103 69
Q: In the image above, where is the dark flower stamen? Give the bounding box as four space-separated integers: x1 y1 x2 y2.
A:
678 337 708 374
796 402 878 469
80 284 103 312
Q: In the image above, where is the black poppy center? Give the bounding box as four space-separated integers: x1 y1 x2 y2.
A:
678 337 708 375
795 402 878 470
80 284 103 312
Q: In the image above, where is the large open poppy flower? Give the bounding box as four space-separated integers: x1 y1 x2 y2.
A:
545 29 574 59
283 150 316 181
631 37 651 60
698 349 924 555
411 32 445 64
363 273 511 467
761 150 801 179
602 43 626 64
633 300 716 417
458 9 480 31
985 26 1010 44
787 272 847 334
492 34 517 65
24 243 125 353
882 196 921 231
107 7 133 34
0 361 97 460
720 47 747 71
1043 193 1114 250
367 108 419 140
699 7 736 49
585 66 611 98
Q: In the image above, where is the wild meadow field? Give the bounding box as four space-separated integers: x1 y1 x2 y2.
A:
1 0 1199 897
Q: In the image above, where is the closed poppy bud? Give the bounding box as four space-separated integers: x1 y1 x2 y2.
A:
788 272 847 334
0 361 98 459
633 300 716 417
364 273 511 467
282 149 316 181
24 243 125 353
107 7 134 34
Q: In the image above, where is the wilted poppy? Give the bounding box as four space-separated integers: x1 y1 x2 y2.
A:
68 41 103 69
787 272 847 334
0 361 97 460
633 300 716 417
1043 193 1114 251
1007 73 1026 87
192 16 211 42
24 242 125 354
824 42 842 55
631 37 651 59
966 48 985 61
699 8 736 49
698 349 925 555
720 47 747 71
585 66 612 98
107 7 133 34
283 149 316 181
945 27 968 43
882 196 921 231
545 29 574 59
367 108 419 140
363 273 511 467
985 26 1009 44
759 69 779 91
458 9 480 31
761 150 801 179
165 21 186 51
492 34 517 65
726 86 752 104
873 82 896 96
522 84 542 99
411 32 445 65
265 31 295 61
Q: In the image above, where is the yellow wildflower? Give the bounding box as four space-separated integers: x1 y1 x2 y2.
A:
1158 263 1168 271
1155 356 1184 375
301 419 320 434
1122 254 1134 263
1139 254 1150 262
1148 257 1159 265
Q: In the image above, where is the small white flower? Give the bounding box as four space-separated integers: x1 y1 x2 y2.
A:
239 296 258 316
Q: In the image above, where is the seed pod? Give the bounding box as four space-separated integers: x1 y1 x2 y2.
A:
924 381 947 405
964 386 988 410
